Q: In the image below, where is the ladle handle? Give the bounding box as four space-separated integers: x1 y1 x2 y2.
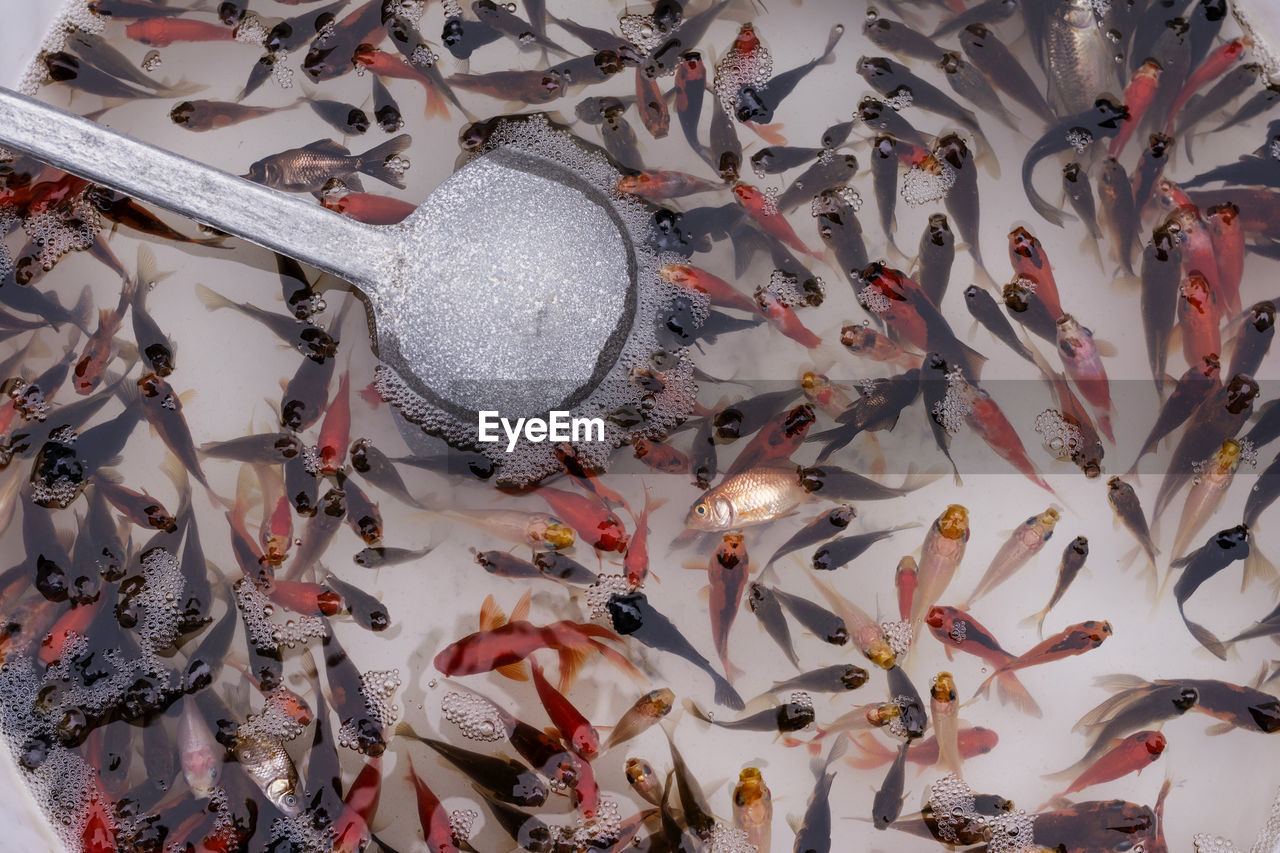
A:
0 87 387 286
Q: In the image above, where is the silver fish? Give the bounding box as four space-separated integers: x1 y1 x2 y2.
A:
234 731 302 816
1044 0 1116 117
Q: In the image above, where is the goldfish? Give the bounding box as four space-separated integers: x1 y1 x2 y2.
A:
690 694 814 732
795 738 847 848
435 607 637 692
625 757 663 806
1171 440 1242 563
765 505 854 570
1166 39 1247 134
927 672 963 778
1228 300 1275 379
1023 535 1090 637
125 17 234 47
1170 525 1251 658
398 724 547 808
243 135 410 193
1047 731 1166 799
857 262 986 379
331 757 382 853
1110 59 1164 158
732 183 819 258
909 505 970 639
321 190 415 225
1177 271 1221 370
601 688 674 753
703 532 750 680
529 657 598 761
926 605 1041 717
619 170 718 200
754 282 822 349
872 740 909 829
896 556 918 623
406 758 461 853
441 508 574 550
633 437 690 474
537 485 628 552
844 727 999 771
136 373 208 488
74 278 136 396
660 262 756 313
607 591 742 709
732 767 771 851
686 465 808 531
1055 314 1114 439
962 508 1059 609
812 575 895 669
177 698 221 799
840 323 923 369
233 730 302 816
977 620 1114 697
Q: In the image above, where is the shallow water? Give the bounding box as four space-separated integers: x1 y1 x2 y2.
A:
2 0 1280 851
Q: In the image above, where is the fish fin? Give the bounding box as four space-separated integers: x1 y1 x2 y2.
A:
994 671 1042 718
685 699 713 723
194 283 234 312
304 138 351 157
478 594 506 631
1018 609 1048 638
510 589 532 623
357 134 412 190
496 661 529 682
556 644 592 693
1242 548 1280 593
843 732 894 770
574 622 622 641
1181 606 1228 660
71 285 96 333
1204 721 1235 736
586 638 645 686
1094 339 1119 357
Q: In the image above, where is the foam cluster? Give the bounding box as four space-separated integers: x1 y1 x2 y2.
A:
713 31 773 118
1034 409 1084 460
932 367 973 436
240 688 310 743
234 576 328 651
22 197 100 271
901 156 957 206
449 808 478 844
620 14 664 56
269 813 334 851
880 619 913 658
441 691 505 742
585 573 631 619
135 548 185 657
16 0 104 96
338 669 400 750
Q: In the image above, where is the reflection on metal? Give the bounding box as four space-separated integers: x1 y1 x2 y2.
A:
0 91 696 483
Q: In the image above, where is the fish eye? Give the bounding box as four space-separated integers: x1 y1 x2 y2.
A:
694 503 707 515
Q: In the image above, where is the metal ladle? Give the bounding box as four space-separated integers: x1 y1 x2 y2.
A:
0 88 689 481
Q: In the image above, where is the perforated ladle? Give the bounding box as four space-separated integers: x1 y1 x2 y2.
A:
0 88 642 432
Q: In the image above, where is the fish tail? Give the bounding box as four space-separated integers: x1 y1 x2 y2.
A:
994 671 1042 718
357 134 412 190
1242 548 1280 594
194 283 235 313
422 79 450 122
819 22 844 63
1182 610 1229 661
711 671 745 710
71 285 95 334
1018 608 1048 638
586 638 645 686
844 732 894 770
